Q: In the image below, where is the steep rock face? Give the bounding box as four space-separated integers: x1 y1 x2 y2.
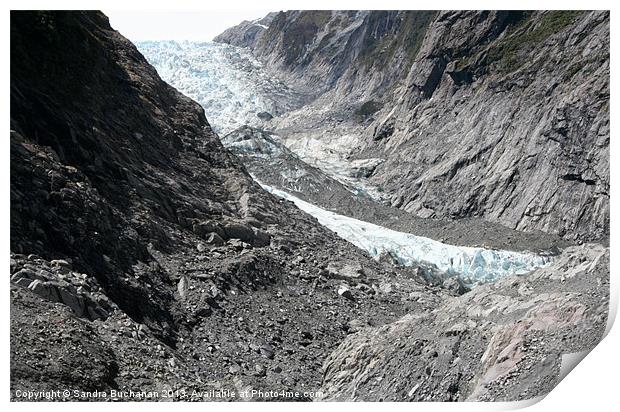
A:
216 11 609 243
218 10 436 100
369 11 609 244
10 11 277 336
214 12 277 48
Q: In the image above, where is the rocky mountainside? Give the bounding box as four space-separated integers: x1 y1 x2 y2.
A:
322 244 609 401
216 10 609 243
9 11 439 397
9 10 610 403
215 12 278 49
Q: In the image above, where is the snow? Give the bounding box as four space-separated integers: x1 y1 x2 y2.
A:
259 182 552 284
136 40 290 135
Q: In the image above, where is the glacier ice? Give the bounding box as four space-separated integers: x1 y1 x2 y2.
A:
260 182 552 285
136 40 294 135
278 131 387 200
138 40 386 200
138 40 552 286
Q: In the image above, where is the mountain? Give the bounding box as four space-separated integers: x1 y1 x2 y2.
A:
215 10 610 243
9 10 610 402
215 12 278 49
10 10 434 396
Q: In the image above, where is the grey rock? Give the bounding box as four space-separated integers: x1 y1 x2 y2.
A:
222 222 255 243
442 276 470 295
337 285 355 301
13 277 34 288
205 232 224 246
257 111 273 121
51 259 72 274
327 262 365 283
259 343 275 359
178 276 189 299
253 364 266 377
252 228 271 247
58 287 86 316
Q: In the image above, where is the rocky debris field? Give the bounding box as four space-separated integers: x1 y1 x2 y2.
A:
321 244 610 401
11 238 447 399
9 10 610 403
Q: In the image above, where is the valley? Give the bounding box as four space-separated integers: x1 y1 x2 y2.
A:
9 10 610 402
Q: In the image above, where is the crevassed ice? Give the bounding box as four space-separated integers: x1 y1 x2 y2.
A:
260 183 552 284
136 41 283 135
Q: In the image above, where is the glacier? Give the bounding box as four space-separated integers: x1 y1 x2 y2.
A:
137 40 386 199
136 40 296 135
138 40 552 285
260 182 552 285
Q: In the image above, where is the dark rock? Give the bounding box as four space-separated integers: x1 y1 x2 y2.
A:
222 222 255 243
442 276 470 295
337 285 355 301
51 259 72 274
206 232 225 245
257 111 273 121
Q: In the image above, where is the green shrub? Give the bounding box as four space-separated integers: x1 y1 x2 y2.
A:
487 11 582 72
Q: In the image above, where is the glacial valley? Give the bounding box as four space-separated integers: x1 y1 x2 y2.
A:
10 10 610 402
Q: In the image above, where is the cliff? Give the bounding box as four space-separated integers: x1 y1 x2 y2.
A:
216 10 609 243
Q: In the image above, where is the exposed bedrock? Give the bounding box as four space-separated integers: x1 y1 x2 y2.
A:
217 10 609 243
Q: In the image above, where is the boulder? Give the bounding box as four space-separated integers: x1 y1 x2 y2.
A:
337 285 355 301
222 222 255 243
327 262 365 283
206 232 225 245
193 221 225 238
257 111 273 121
442 276 470 295
51 259 72 274
252 228 271 247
